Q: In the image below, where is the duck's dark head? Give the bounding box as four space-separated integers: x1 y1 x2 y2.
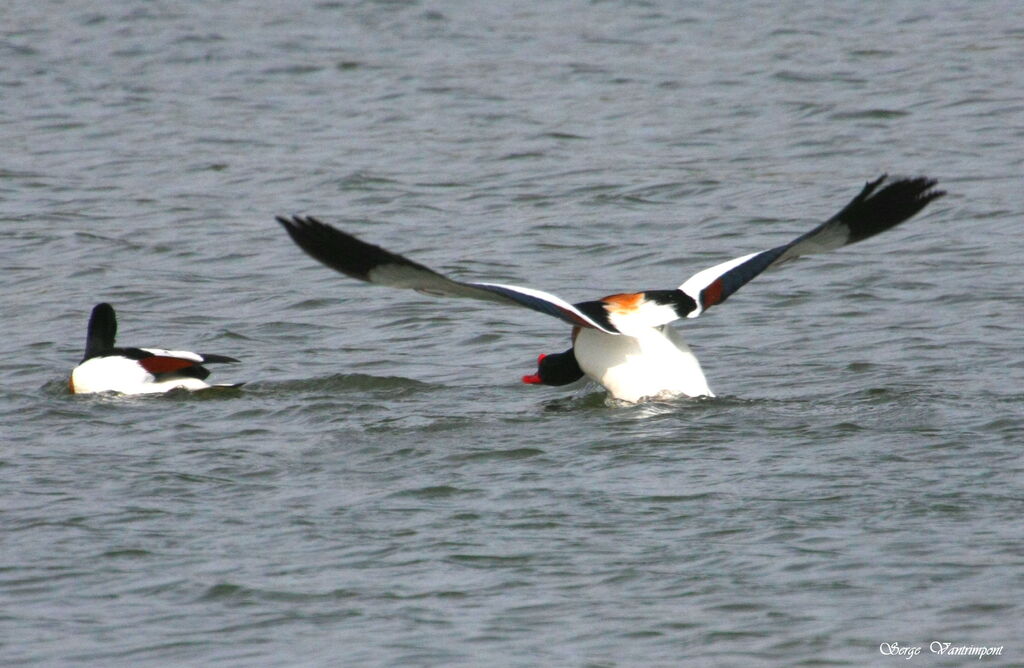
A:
522 349 584 387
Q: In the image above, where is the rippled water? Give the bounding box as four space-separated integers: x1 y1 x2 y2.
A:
3 1 1022 665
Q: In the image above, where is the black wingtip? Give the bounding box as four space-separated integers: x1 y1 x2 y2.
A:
83 302 117 361
276 214 370 281
276 215 331 260
838 175 945 244
859 173 888 199
276 214 434 284
275 214 318 232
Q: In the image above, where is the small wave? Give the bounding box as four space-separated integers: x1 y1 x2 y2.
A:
251 373 433 396
389 485 477 499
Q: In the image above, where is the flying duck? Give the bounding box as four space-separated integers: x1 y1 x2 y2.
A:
277 175 943 402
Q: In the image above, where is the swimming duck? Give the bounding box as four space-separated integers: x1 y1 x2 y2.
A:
69 303 240 395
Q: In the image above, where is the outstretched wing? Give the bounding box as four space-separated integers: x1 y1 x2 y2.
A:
678 175 944 318
277 176 943 336
276 216 617 333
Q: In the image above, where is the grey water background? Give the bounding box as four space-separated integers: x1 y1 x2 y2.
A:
2 1 1022 665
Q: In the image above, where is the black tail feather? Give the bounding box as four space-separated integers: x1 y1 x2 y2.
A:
199 353 240 364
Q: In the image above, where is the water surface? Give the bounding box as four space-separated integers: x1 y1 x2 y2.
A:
2 1 1022 665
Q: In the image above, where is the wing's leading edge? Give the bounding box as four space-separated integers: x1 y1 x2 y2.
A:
679 175 944 318
276 216 617 333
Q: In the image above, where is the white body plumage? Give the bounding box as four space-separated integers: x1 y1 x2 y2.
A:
574 326 713 403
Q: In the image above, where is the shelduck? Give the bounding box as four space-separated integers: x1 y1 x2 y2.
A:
278 175 943 402
69 303 240 395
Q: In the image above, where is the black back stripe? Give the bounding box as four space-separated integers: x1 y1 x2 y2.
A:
648 290 699 318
